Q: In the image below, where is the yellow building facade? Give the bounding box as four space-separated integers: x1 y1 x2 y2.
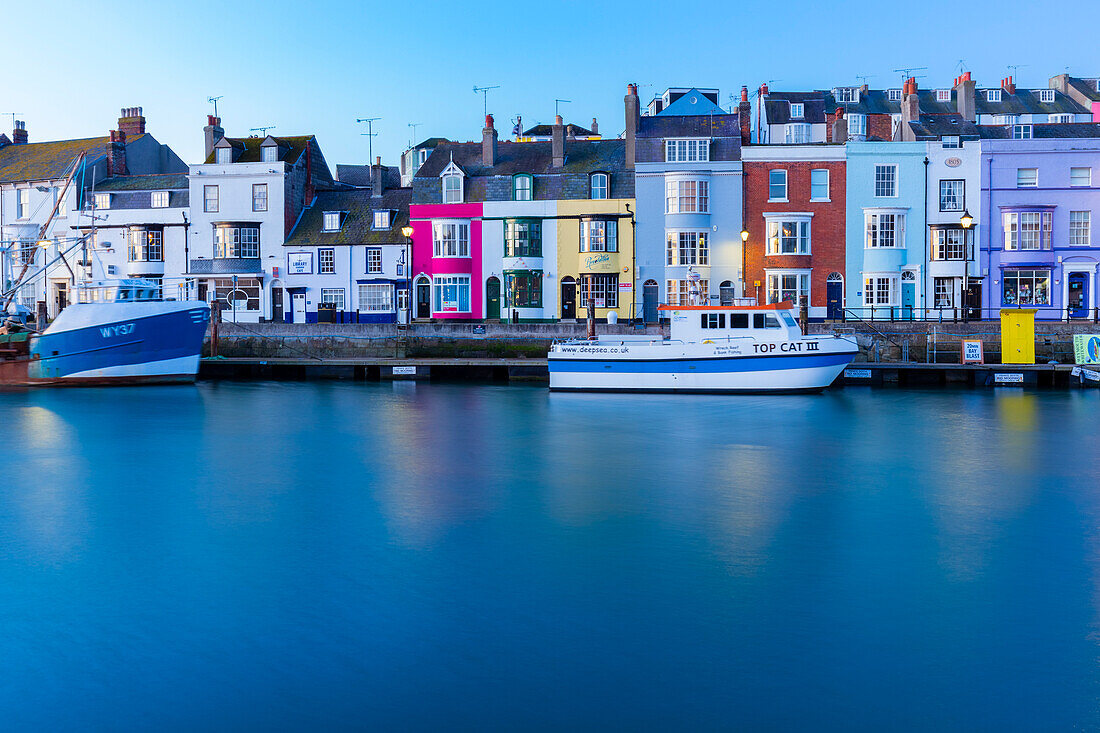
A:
556 198 636 321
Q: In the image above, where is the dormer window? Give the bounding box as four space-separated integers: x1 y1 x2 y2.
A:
151 191 169 208
1038 89 1055 103
216 147 232 164
1012 124 1033 139
373 210 391 229
942 135 961 149
590 172 609 199
513 173 533 201
887 89 902 102
936 89 951 102
847 113 867 138
439 161 465 204
419 149 429 165
834 87 858 103
94 193 110 210
790 103 804 119
323 212 342 231
986 89 1002 103
261 145 278 163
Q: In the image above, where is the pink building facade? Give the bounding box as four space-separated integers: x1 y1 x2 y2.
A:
409 202 484 319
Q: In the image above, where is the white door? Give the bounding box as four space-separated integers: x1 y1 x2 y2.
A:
292 293 306 323
396 288 409 324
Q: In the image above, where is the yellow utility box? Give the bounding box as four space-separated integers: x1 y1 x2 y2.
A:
1000 309 1037 364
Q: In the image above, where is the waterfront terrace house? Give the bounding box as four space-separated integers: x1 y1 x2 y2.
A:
979 124 1100 320
410 113 634 322
188 115 334 323
283 159 411 323
0 108 186 318
632 84 749 320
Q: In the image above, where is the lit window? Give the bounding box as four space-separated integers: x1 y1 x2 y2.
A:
513 174 532 201
936 89 951 102
252 184 268 212
373 210 390 229
664 139 709 163
810 169 829 201
1002 211 1052 250
579 220 618 252
1070 211 1091 245
665 279 707 307
204 185 218 213
358 283 393 312
127 229 163 262
986 89 1001 102
1012 125 1033 139
151 191 169 208
1002 270 1050 306
766 219 811 255
874 165 897 197
505 270 542 308
590 173 609 199
942 135 961 149
95 192 111 210
865 212 904 248
767 272 810 307
1071 167 1092 187
785 123 811 143
322 212 342 231
665 231 709 265
216 147 232 164
432 221 470 257
578 274 619 308
848 113 867 138
213 225 259 258
1017 168 1038 188
261 145 278 163
939 180 965 211
1038 89 1055 103
367 248 383 273
768 169 787 200
790 103 804 118
319 248 336 273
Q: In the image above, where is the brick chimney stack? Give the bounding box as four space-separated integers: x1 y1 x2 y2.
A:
624 83 639 170
900 77 920 142
482 114 497 167
12 120 28 145
831 108 847 143
954 71 976 122
107 130 128 175
118 107 146 136
203 115 224 160
738 86 752 145
1002 76 1016 95
591 118 598 135
552 115 565 168
371 156 384 198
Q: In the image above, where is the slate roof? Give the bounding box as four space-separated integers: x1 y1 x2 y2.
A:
907 114 983 140
94 173 189 191
283 187 411 248
414 139 628 178
204 135 315 164
973 88 1088 116
413 137 448 149
764 95 829 124
521 123 595 137
1066 78 1100 102
637 113 742 139
0 135 145 184
657 89 726 117
335 164 401 189
977 122 1100 139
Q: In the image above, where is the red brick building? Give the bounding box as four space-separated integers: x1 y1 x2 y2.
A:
741 146 846 319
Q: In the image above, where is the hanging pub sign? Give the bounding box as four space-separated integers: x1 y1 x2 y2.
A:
287 252 313 275
1073 335 1100 364
961 339 984 364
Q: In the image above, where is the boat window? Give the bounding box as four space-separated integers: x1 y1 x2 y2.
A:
117 289 131 302
753 313 765 329
729 313 749 329
765 314 782 329
701 313 724 328
780 312 798 328
104 288 118 302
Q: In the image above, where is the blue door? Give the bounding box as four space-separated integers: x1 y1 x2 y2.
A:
1068 273 1088 318
643 281 659 323
902 282 916 320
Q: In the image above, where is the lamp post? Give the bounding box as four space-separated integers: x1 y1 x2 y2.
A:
960 208 974 321
740 228 749 302
401 225 413 326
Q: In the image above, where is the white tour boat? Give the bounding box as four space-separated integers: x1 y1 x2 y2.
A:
548 302 859 393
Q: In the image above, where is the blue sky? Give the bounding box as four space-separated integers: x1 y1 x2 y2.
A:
4 0 1098 168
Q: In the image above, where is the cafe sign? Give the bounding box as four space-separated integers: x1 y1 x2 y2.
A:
582 252 617 272
287 252 313 275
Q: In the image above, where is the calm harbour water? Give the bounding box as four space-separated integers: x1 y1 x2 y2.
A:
2 382 1100 731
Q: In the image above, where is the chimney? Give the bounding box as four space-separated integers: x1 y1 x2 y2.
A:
107 130 128 175
1003 76 1016 95
831 108 847 143
551 114 565 168
624 83 639 170
118 106 146 136
954 72 976 122
371 156 384 197
591 118 598 136
482 114 497 167
12 120 28 145
203 114 224 160
900 77 920 142
760 83 769 96
738 86 752 145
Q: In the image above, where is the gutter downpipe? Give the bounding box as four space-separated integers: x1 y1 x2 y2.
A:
626 202 636 321
923 155 929 318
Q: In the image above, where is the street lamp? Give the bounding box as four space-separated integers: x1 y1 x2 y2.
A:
740 229 749 301
960 209 974 321
401 225 414 325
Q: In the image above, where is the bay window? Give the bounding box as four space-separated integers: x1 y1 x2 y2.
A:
127 228 163 262
931 228 970 260
1003 211 1052 250
505 219 541 257
785 123 811 144
579 220 618 252
577 274 618 308
358 283 393 312
432 221 470 257
766 271 810 307
214 224 260 258
505 270 542 308
1002 269 1051 306
766 219 811 255
665 231 709 266
665 179 708 213
665 139 709 163
865 212 904 248
848 114 867 138
665 279 708 307
433 274 471 312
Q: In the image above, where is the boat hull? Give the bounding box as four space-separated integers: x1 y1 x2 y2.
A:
1 303 208 387
549 342 858 393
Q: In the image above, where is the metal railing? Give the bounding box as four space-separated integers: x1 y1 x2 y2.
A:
840 306 1100 323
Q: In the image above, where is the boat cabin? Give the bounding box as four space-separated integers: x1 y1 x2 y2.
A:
659 302 803 341
75 279 163 304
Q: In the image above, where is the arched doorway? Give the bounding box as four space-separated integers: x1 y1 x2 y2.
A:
560 276 576 320
270 279 284 322
642 279 659 323
826 272 843 320
900 270 916 319
719 280 735 306
486 276 501 320
415 276 431 319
